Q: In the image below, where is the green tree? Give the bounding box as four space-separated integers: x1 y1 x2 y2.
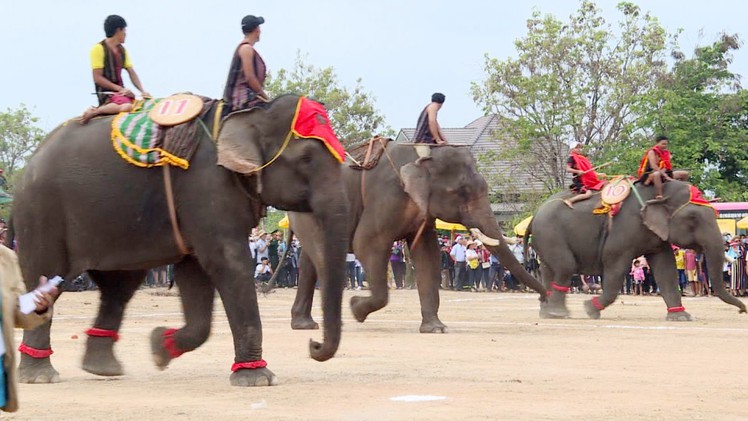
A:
0 104 45 189
260 207 287 233
265 51 393 146
471 1 671 193
638 34 748 200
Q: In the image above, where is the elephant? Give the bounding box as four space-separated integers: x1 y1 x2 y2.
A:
528 179 746 320
10 94 349 386
289 142 547 333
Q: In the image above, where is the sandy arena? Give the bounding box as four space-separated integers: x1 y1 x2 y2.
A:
6 287 748 420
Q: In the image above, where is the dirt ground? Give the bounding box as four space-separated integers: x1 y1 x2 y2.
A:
6 287 748 420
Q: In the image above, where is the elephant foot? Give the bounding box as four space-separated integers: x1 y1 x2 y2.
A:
666 311 693 321
150 327 173 370
291 315 319 330
350 296 370 323
230 367 278 387
539 304 570 319
419 318 448 333
583 300 602 319
81 337 124 377
18 354 60 384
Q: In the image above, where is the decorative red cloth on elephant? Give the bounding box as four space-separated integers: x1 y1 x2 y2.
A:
291 97 345 163
688 185 718 216
568 150 605 191
637 145 672 177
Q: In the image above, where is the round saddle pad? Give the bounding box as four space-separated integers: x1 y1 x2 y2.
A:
149 94 203 126
600 176 630 204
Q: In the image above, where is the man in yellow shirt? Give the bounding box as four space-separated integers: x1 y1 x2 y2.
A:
80 15 150 124
674 247 687 296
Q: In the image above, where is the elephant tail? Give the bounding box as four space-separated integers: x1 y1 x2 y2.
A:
523 222 532 264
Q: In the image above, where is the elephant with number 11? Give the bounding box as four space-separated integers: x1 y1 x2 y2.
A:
11 94 349 387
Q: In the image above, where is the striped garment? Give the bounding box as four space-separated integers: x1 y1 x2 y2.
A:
111 99 190 169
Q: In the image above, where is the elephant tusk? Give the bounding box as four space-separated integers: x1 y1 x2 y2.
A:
469 228 506 246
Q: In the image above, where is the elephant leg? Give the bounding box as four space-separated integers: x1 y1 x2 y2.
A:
18 318 58 384
408 229 447 333
291 251 320 330
539 262 572 319
350 235 391 323
151 257 216 369
82 270 146 376
207 252 276 386
648 250 693 321
584 257 630 319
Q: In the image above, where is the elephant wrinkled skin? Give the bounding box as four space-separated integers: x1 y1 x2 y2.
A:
11 94 349 386
289 143 546 333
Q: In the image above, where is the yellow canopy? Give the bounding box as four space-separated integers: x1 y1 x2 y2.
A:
435 219 467 231
731 217 745 231
717 218 736 235
514 215 533 237
278 216 465 231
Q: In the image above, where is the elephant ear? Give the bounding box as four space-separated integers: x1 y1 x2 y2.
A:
641 204 670 241
400 161 431 219
216 112 263 174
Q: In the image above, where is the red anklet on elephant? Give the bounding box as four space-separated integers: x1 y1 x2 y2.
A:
550 282 570 293
591 296 605 311
162 328 185 359
18 342 53 359
667 306 686 313
231 360 268 372
85 327 120 342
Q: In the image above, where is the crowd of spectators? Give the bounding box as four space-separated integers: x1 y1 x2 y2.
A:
249 229 300 289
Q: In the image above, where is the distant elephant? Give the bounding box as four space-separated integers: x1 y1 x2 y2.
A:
528 180 745 320
289 142 547 333
10 94 349 387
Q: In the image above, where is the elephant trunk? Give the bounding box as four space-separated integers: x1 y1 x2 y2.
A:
463 205 547 301
705 243 747 313
308 195 349 362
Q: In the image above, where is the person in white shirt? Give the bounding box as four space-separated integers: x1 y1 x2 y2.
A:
255 232 269 264
507 238 525 291
345 253 358 290
255 257 273 284
450 236 468 291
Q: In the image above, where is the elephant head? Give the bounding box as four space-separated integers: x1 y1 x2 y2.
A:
399 145 546 299
217 95 349 360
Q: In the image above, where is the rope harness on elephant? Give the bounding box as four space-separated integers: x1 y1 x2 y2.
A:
360 137 405 204
359 138 429 250
163 164 191 256
160 101 226 257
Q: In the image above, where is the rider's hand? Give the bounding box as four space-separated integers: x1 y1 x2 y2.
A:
118 88 134 98
598 173 607 179
140 90 152 99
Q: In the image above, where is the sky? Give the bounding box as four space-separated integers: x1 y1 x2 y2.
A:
2 0 748 133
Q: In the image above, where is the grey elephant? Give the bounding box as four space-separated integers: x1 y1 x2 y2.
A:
289 142 547 333
11 94 349 386
528 180 745 320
